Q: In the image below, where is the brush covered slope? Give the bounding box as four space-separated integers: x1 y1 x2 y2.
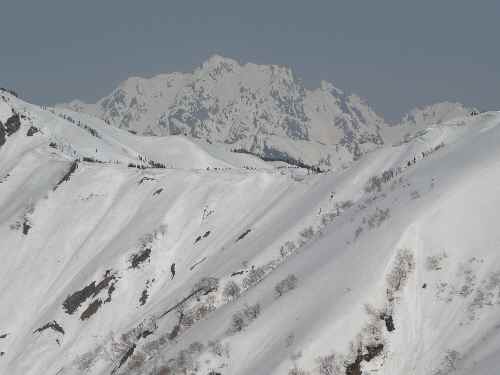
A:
1 91 500 375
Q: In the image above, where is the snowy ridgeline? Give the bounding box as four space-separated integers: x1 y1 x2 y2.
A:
1 91 500 375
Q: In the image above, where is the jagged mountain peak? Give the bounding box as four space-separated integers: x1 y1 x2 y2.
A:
199 54 240 72
60 56 388 170
198 54 297 80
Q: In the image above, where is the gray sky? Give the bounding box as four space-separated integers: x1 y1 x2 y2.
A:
1 0 499 120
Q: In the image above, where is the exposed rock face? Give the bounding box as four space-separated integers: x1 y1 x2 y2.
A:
0 121 5 148
26 126 39 136
0 111 21 148
4 113 21 136
0 98 12 148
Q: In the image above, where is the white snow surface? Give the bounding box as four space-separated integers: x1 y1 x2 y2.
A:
1 91 500 375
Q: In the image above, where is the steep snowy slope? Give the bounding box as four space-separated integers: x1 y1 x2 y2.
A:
2 91 500 375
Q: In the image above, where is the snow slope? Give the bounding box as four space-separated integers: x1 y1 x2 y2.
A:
2 91 500 375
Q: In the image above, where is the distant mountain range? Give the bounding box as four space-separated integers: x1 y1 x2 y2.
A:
59 55 474 170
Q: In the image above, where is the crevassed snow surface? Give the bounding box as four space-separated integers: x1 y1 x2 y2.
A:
1 91 500 375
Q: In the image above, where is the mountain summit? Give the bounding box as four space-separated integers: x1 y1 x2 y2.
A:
60 56 393 169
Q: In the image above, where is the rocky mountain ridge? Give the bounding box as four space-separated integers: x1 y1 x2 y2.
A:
60 56 474 170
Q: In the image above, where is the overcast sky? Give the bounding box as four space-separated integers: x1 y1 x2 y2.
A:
1 0 498 120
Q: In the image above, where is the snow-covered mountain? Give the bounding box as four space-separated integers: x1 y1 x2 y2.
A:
60 55 389 170
3 88 500 375
60 56 476 172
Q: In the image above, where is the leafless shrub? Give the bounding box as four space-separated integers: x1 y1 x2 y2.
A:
242 267 266 289
243 303 261 320
151 343 203 374
364 303 382 319
127 351 146 370
381 170 393 183
228 303 261 333
275 274 298 297
321 212 337 226
410 190 421 200
75 346 103 371
9 221 21 231
171 349 195 373
109 334 134 363
288 365 309 375
223 280 241 301
285 334 295 347
188 341 204 354
433 350 461 374
360 319 384 347
364 175 382 193
230 311 246 333
142 338 164 356
299 227 315 241
193 277 219 297
280 241 297 258
153 224 168 238
208 340 224 357
120 325 144 346
425 252 448 271
317 354 341 375
365 207 390 228
387 249 415 293
207 339 230 359
340 200 354 209
155 366 172 375
138 233 154 249
183 299 216 327
291 350 303 361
